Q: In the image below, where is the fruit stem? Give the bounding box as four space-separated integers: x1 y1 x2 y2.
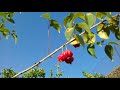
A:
48 25 50 55
62 47 63 53
65 45 67 50
48 24 52 58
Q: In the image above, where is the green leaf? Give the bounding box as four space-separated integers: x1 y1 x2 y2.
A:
50 70 53 78
64 16 70 28
7 18 15 24
73 34 85 47
108 16 119 35
0 23 3 27
50 19 61 33
108 42 120 46
0 28 10 39
105 45 114 61
2 18 7 23
87 44 97 58
74 12 85 21
75 24 82 33
97 23 110 39
96 12 113 20
85 13 96 28
103 12 113 21
84 32 96 44
96 12 105 20
108 16 119 28
0 28 10 33
0 12 7 17
65 27 74 41
97 23 104 31
82 71 95 78
96 42 102 46
41 13 50 20
108 24 116 34
8 12 15 18
115 29 120 40
78 22 91 33
0 24 4 29
96 40 104 46
63 13 74 28
11 30 17 44
64 12 85 28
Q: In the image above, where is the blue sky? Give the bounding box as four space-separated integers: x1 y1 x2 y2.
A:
0 12 120 78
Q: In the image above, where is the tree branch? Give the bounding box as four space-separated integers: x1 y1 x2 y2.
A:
12 13 120 78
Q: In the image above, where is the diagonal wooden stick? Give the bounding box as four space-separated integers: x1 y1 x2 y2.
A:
12 13 120 78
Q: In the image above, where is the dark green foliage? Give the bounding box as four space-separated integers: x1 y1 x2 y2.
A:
87 44 97 58
22 68 45 78
1 68 17 78
105 45 114 61
0 68 45 78
82 71 105 78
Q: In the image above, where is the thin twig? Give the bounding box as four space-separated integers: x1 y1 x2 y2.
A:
114 46 120 58
12 13 120 78
48 25 50 55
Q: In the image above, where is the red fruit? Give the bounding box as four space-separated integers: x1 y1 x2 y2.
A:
73 44 80 48
65 56 74 64
62 51 68 59
63 50 73 57
57 54 65 62
65 57 70 63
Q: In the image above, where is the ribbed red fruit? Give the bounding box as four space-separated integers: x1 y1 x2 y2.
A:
65 56 74 64
58 50 74 63
63 50 73 58
62 51 68 59
57 54 65 62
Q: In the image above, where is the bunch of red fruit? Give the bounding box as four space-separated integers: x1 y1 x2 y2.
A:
57 50 74 64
